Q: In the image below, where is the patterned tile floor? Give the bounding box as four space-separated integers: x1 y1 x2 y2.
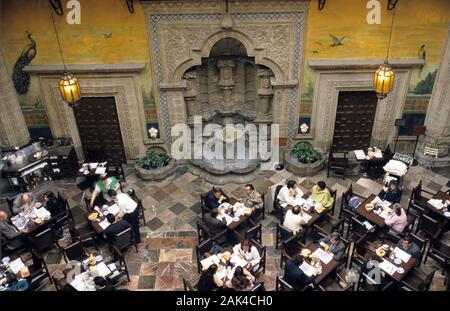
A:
1 162 450 291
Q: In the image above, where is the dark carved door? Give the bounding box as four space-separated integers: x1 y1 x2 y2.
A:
73 97 126 164
332 91 378 152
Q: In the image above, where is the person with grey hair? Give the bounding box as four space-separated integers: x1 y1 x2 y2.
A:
385 203 407 234
12 192 35 215
0 211 25 251
318 231 346 261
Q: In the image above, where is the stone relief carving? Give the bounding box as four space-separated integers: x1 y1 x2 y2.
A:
257 68 274 115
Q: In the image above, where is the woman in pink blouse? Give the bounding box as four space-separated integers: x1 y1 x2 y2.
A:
385 203 407 234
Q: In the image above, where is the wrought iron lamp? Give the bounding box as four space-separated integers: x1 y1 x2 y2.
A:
49 2 81 108
373 6 397 99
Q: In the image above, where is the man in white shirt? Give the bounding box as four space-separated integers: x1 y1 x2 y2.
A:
277 180 304 208
108 189 141 243
283 206 308 234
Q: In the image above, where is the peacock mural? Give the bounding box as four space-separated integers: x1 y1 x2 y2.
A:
12 32 37 94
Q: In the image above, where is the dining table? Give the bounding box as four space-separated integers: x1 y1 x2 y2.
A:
11 200 53 235
372 240 417 282
85 200 118 234
283 194 330 228
304 243 338 284
354 194 392 228
425 191 450 218
218 198 254 231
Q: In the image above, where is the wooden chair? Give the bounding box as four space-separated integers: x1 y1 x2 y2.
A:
196 221 227 246
275 223 294 249
57 192 75 224
113 227 138 253
106 245 131 285
200 190 213 221
63 240 88 262
127 189 146 226
400 268 436 291
275 276 295 291
313 213 343 237
272 185 285 221
183 275 200 291
28 227 60 256
27 249 53 291
68 219 98 249
415 214 443 241
245 224 262 245
424 240 450 274
347 217 370 246
252 240 266 276
339 184 360 238
250 282 265 291
107 160 126 182
328 188 337 215
327 147 349 180
279 234 306 268
249 192 265 224
410 180 435 210
195 238 214 273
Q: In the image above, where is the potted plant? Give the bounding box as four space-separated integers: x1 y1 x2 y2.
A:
284 141 325 176
134 149 176 181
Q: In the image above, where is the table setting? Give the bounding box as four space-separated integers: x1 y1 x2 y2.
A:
68 254 113 291
0 257 30 290
11 201 52 232
216 201 252 225
374 243 414 280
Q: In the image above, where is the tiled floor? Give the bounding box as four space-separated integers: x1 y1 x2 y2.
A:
1 162 450 291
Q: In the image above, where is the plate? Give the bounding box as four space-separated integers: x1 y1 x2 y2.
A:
382 244 390 250
83 170 89 175
397 267 405 274
376 248 385 257
394 258 402 265
34 202 42 208
88 212 98 221
444 211 450 218
232 216 239 222
79 168 85 172
34 218 43 224
96 255 103 262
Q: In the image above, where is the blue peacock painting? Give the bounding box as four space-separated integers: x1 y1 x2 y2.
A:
12 32 37 94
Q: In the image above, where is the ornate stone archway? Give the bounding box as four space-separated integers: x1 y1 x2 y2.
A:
141 0 309 146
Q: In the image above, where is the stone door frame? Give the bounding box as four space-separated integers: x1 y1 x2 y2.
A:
24 64 147 161
306 59 423 153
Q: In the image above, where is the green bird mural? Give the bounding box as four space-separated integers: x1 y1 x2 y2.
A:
418 44 426 61
12 32 37 94
329 34 345 47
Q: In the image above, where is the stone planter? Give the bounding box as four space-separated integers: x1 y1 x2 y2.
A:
134 159 176 181
284 149 325 176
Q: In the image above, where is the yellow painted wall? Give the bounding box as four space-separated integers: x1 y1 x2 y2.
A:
1 0 449 136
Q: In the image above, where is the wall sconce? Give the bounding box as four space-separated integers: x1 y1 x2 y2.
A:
300 123 309 135
49 0 64 15
148 127 158 139
125 0 135 14
318 0 326 11
387 0 398 11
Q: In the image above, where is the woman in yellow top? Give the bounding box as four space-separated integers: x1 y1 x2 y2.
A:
311 181 334 209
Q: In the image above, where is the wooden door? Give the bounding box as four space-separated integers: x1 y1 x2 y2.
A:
73 97 126 164
332 91 378 152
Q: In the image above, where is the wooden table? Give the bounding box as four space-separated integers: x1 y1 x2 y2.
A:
76 162 108 178
306 243 338 284
283 194 329 228
426 191 450 217
374 241 417 282
355 194 389 228
11 201 54 235
85 200 116 234
224 198 253 231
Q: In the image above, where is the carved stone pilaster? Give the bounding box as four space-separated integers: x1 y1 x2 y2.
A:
257 68 274 115
423 26 450 157
0 50 30 147
182 71 198 117
217 58 235 106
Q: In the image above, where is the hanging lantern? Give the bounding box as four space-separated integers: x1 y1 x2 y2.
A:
373 61 394 99
59 72 81 107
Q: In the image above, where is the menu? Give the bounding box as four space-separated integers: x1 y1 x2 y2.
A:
299 262 317 277
107 204 120 215
393 247 411 263
200 255 220 270
9 258 25 274
354 150 366 160
313 248 334 264
379 260 397 275
94 262 111 277
99 219 111 230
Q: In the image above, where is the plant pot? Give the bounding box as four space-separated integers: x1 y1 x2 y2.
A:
284 149 325 176
134 159 176 181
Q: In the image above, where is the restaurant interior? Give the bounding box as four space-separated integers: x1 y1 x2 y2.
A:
0 0 449 292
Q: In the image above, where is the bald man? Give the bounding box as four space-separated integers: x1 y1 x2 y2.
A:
12 192 35 215
0 211 24 251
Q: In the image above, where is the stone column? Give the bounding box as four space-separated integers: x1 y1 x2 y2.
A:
257 68 274 116
182 71 199 118
159 81 188 143
423 26 450 157
0 50 30 147
271 79 298 147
